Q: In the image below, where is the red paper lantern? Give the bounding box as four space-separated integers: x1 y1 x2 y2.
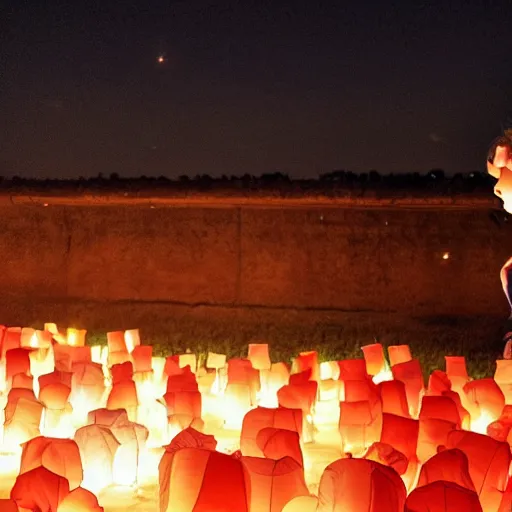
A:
256 427 303 466
10 466 70 512
405 481 483 512
241 407 303 457
416 448 476 492
447 429 511 512
159 448 248 512
317 458 406 512
242 456 310 512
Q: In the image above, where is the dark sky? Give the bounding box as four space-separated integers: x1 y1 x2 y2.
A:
1 0 511 179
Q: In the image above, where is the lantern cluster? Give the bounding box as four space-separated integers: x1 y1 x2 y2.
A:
0 325 511 511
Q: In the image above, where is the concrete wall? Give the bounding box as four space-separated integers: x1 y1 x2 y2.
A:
1 198 512 336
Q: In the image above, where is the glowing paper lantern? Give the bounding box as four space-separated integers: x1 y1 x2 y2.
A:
340 377 379 403
74 424 119 492
167 366 199 393
223 382 253 428
377 380 410 418
124 329 140 353
107 331 127 353
20 328 52 349
107 331 129 366
106 379 138 421
66 328 86 347
227 358 260 402
87 407 128 426
416 448 476 491
445 356 469 392
463 378 505 428
206 352 227 370
427 370 452 396
10 466 70 512
5 348 31 380
339 396 382 455
419 396 462 428
318 377 341 402
29 346 55 386
256 427 303 466
162 390 202 433
317 458 406 512
2 327 22 358
417 418 457 464
380 413 420 491
45 323 67 344
111 361 134 384
20 436 83 489
131 345 153 373
248 343 271 371
441 390 471 430
0 499 18 512
57 487 104 512
241 407 303 457
495 359 512 404
319 361 340 381
20 327 35 348
159 448 248 512
39 382 73 433
388 345 412 366
165 427 217 452
39 370 73 390
392 359 425 417
282 496 319 512
361 343 387 376
269 362 291 384
3 393 44 448
277 380 318 416
242 456 310 512
363 442 408 476
54 345 92 371
447 429 511 512
164 356 183 377
337 359 368 381
88 407 148 486
487 419 510 442
11 373 33 390
179 353 197 373
39 382 71 409
405 481 483 512
294 351 319 381
70 362 105 412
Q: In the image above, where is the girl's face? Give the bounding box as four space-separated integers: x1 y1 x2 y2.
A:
489 145 512 214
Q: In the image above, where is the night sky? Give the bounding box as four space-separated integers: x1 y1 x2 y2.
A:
1 0 511 179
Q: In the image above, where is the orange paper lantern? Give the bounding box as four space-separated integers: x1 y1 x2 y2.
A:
20 436 83 490
57 487 104 512
248 343 271 371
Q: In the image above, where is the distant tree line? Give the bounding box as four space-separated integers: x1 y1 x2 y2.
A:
0 169 497 196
